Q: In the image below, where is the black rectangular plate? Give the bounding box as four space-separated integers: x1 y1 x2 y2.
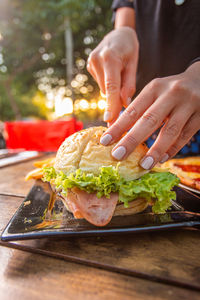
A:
1 180 200 241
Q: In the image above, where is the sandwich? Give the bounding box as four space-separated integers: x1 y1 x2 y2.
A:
43 126 179 226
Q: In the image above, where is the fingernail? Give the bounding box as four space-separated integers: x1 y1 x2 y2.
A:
104 111 111 122
160 154 169 164
112 146 126 160
100 134 112 146
127 97 132 106
140 156 154 170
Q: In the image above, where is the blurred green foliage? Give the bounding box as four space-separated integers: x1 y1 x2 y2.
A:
0 0 112 120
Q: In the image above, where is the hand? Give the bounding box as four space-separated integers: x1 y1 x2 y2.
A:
100 62 200 169
87 27 139 124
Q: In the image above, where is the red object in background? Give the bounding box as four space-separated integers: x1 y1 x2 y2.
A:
5 119 83 151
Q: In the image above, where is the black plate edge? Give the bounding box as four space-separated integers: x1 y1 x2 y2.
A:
1 220 200 241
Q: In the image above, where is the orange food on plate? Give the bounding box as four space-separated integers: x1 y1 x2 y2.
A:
162 157 200 191
25 157 55 181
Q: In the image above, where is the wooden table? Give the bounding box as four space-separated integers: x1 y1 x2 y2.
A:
0 155 200 300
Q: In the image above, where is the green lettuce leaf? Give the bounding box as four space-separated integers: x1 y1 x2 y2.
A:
43 165 179 214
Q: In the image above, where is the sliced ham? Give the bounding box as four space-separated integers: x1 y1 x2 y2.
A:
64 188 118 226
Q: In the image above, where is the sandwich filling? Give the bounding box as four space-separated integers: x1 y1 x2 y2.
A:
65 188 118 226
43 165 179 226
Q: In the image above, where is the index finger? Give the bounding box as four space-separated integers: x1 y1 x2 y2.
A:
111 94 175 161
101 50 122 123
100 82 156 144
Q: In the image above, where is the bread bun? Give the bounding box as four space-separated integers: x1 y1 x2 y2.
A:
54 126 148 180
114 199 148 216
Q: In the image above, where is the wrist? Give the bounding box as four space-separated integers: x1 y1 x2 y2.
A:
114 26 139 50
115 7 135 29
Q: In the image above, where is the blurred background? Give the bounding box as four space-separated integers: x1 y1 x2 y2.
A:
0 0 113 151
0 0 113 126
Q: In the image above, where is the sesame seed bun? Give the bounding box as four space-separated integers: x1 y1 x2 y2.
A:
54 126 148 181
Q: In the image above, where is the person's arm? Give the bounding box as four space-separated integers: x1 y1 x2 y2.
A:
115 7 136 29
87 6 139 124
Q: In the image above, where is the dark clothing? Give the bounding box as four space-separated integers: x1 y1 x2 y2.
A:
112 0 200 156
112 0 200 94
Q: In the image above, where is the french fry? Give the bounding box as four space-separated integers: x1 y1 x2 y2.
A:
25 168 44 181
33 157 55 168
25 156 56 181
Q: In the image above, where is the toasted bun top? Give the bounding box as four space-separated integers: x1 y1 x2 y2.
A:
54 126 148 180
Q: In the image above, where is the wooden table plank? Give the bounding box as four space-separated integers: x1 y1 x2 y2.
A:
0 246 200 300
0 195 22 234
12 230 200 291
1 194 200 291
0 154 53 196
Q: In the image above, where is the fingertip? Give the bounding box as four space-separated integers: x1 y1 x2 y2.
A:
112 146 126 160
121 96 132 108
120 87 134 107
140 156 154 170
103 111 112 122
104 98 122 123
159 153 169 164
120 89 128 107
100 133 112 146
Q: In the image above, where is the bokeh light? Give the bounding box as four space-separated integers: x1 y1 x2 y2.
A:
90 101 97 109
98 99 106 110
71 80 79 88
79 99 89 111
80 86 88 94
42 32 52 41
55 96 73 117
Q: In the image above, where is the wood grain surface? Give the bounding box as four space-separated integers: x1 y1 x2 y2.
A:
1 194 200 292
0 195 21 234
14 229 200 289
1 245 200 300
1 156 200 299
0 154 53 196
